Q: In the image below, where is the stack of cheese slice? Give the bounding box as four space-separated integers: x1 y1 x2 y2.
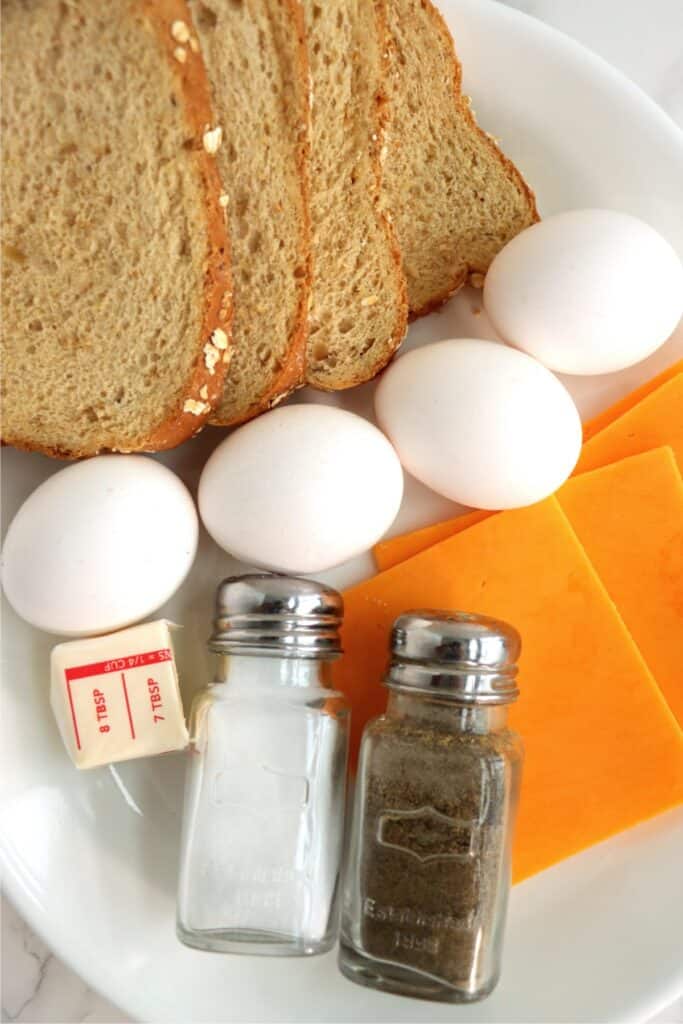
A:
331 362 683 884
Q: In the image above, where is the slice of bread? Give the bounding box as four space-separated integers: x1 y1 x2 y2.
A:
1 0 231 458
384 0 539 318
303 0 408 391
191 0 311 427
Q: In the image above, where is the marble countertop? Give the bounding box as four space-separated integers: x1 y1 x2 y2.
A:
2 1 682 1021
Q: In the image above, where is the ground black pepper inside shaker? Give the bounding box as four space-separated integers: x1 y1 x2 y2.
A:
339 611 524 1003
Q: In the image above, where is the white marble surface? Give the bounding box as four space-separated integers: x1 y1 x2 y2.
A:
2 1 683 1021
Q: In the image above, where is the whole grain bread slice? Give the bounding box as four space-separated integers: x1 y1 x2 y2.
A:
1 0 231 458
190 0 311 427
384 0 539 318
303 0 408 390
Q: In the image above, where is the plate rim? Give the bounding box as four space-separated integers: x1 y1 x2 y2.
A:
2 0 683 1019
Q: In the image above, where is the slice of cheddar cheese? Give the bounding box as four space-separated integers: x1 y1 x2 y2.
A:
334 498 683 882
377 449 683 728
576 372 683 473
374 508 486 570
581 358 682 442
559 448 683 728
375 368 683 571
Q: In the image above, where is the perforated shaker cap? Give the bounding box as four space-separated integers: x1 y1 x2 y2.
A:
386 610 521 704
209 573 343 659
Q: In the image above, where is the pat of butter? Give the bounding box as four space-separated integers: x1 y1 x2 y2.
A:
50 620 189 769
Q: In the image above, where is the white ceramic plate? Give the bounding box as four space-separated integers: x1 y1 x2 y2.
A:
2 1 683 1021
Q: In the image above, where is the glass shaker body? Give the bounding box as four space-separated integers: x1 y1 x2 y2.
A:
339 611 523 1002
177 653 349 955
341 694 522 1000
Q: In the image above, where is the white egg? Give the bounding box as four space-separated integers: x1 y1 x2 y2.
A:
198 405 403 573
483 209 683 375
1 456 198 636
375 338 581 510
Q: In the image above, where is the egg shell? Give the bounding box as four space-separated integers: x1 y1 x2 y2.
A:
198 405 404 574
1 456 198 636
483 209 683 376
374 338 582 510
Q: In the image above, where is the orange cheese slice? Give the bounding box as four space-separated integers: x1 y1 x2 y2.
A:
581 358 682 442
558 448 683 728
576 372 683 473
334 498 683 882
376 449 683 728
375 368 683 571
374 508 486 570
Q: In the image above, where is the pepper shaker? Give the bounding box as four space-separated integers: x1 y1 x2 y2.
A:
339 611 524 1002
177 574 349 956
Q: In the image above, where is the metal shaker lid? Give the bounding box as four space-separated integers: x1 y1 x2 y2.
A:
209 574 343 659
386 610 520 704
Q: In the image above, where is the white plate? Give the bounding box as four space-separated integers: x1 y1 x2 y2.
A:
2 1 683 1021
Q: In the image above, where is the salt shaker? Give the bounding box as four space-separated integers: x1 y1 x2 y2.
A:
340 611 523 1002
177 574 349 956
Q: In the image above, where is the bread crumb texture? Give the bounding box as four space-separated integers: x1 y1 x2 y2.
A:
385 0 538 316
1 0 214 455
191 0 311 426
303 0 407 389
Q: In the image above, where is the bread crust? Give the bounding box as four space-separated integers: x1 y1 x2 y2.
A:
389 0 539 321
1 0 232 458
142 0 233 449
208 0 312 426
304 0 408 392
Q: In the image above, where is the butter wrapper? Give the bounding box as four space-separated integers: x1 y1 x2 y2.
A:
50 620 189 769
